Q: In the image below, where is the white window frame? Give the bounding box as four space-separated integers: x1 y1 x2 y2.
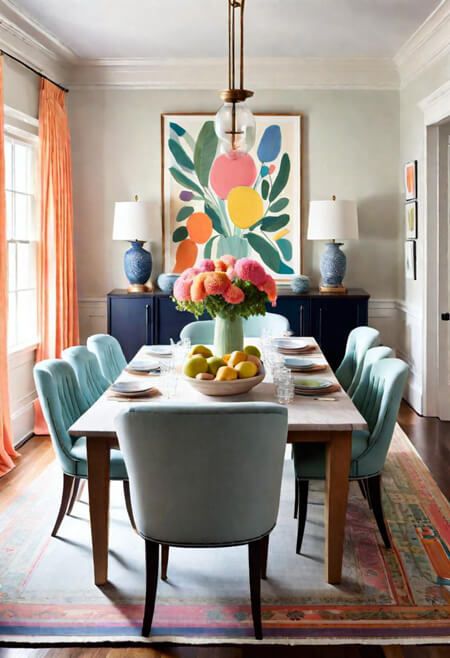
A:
5 122 39 354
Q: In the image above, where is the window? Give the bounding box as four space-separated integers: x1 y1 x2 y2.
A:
5 136 38 350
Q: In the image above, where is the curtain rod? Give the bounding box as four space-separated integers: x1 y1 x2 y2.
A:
0 49 69 93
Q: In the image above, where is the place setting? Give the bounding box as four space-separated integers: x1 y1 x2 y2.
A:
283 356 328 373
272 337 318 355
106 380 161 402
125 357 162 376
293 376 340 398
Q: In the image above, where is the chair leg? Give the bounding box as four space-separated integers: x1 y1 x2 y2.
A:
123 480 137 531
161 545 169 581
366 474 391 549
296 480 309 555
67 478 81 515
294 476 298 518
358 479 367 499
248 540 263 640
51 473 75 537
142 540 159 637
260 535 269 580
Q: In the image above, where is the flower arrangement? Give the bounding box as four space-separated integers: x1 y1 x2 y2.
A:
173 255 277 321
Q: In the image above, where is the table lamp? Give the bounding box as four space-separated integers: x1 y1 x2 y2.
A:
307 196 359 294
113 196 153 292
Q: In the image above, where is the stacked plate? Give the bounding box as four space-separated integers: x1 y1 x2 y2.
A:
273 338 313 355
126 359 161 374
283 357 316 372
145 346 173 358
110 381 155 398
293 377 335 396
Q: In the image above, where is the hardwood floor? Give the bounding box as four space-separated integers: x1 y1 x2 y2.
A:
0 402 448 658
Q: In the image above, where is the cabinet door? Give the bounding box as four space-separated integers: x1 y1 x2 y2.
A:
108 297 154 361
311 298 367 370
155 296 209 344
273 297 310 336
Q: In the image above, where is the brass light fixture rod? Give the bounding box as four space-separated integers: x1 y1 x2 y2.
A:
220 0 253 104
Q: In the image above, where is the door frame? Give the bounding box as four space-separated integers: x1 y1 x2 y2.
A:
419 82 450 418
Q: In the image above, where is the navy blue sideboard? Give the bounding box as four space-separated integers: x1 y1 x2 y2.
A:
107 288 369 370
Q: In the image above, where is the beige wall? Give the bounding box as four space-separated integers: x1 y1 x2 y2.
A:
68 88 400 301
3 57 39 118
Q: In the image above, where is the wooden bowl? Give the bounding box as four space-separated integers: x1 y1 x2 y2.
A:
183 366 265 397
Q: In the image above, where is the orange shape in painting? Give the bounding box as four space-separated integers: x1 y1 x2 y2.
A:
173 238 198 273
210 153 257 200
186 212 213 244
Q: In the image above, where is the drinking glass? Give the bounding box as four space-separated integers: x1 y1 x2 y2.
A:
164 372 179 399
276 376 295 405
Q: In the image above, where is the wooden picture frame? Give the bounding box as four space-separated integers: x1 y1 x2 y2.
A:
405 201 417 239
161 112 302 282
404 160 417 201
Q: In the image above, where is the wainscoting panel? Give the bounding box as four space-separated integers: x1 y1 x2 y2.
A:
8 346 37 446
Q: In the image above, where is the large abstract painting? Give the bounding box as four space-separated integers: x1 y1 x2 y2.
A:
162 113 301 281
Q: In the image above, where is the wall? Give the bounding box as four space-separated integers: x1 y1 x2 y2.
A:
398 54 450 411
4 56 40 445
69 88 401 344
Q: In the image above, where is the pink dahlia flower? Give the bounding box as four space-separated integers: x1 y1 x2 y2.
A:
220 254 237 268
235 258 267 287
197 258 215 273
226 265 236 280
180 267 200 282
223 284 245 305
173 276 193 301
204 271 231 296
191 273 208 302
214 259 227 272
261 275 277 305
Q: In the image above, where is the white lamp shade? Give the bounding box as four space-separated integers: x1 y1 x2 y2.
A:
113 201 152 242
307 200 359 241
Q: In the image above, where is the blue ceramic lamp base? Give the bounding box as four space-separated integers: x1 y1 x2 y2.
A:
124 241 153 293
319 242 348 294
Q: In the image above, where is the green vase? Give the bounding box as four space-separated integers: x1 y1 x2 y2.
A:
213 315 244 356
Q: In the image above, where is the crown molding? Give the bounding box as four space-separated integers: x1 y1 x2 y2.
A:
67 56 399 91
394 0 450 88
419 80 450 125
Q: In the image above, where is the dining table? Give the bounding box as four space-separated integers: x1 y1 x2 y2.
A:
69 337 367 587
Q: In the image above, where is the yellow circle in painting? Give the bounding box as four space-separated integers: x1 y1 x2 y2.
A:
227 187 264 229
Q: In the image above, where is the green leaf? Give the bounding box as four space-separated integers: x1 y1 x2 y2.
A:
269 153 290 202
261 179 270 200
172 226 188 242
205 204 225 236
169 139 194 170
277 238 292 261
269 197 289 213
169 167 204 196
203 234 219 259
246 233 281 272
176 206 194 222
261 214 290 232
194 121 218 187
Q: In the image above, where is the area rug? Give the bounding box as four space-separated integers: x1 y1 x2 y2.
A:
0 425 449 645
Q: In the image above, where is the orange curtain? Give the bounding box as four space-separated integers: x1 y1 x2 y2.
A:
34 79 79 434
0 57 19 475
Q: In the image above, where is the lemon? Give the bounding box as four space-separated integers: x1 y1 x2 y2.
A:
216 365 238 381
189 344 213 358
244 345 261 358
207 356 226 376
228 351 248 367
183 355 208 378
235 361 258 379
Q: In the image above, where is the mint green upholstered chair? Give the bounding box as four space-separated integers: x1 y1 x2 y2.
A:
350 345 394 400
115 402 288 639
86 334 127 383
62 346 110 406
33 359 134 537
293 358 408 554
180 313 290 344
335 326 380 395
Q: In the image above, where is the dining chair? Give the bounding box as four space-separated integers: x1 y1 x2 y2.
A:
293 358 408 554
86 333 127 383
33 359 135 535
62 346 110 406
115 402 288 639
180 313 290 344
335 326 380 395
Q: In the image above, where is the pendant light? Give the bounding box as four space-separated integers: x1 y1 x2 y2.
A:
214 0 255 158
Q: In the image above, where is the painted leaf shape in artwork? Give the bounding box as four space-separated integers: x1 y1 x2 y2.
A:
169 139 194 171
170 122 186 136
269 197 289 213
277 238 292 261
261 214 290 232
261 179 270 200
278 261 294 274
203 234 219 259
257 125 281 163
246 233 281 273
269 153 290 202
176 206 194 222
205 204 225 236
169 167 204 196
173 226 189 242
194 121 219 187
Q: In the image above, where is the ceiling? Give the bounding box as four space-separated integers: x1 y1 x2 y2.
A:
8 0 442 60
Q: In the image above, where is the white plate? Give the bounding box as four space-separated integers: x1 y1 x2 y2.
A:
284 357 315 370
128 359 160 372
294 378 334 391
110 381 154 395
145 346 173 357
272 338 309 350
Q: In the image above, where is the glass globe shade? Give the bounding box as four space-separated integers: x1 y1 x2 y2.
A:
214 101 256 156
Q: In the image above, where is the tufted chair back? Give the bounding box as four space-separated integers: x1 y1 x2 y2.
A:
351 345 394 400
336 326 380 395
86 334 127 383
62 346 110 406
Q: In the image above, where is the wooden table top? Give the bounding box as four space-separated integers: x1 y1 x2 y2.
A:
69 338 367 437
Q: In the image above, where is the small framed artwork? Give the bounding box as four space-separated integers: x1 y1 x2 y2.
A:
405 240 416 280
404 160 417 200
405 201 417 239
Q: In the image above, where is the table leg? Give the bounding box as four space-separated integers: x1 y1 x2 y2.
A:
324 431 352 584
87 436 111 585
